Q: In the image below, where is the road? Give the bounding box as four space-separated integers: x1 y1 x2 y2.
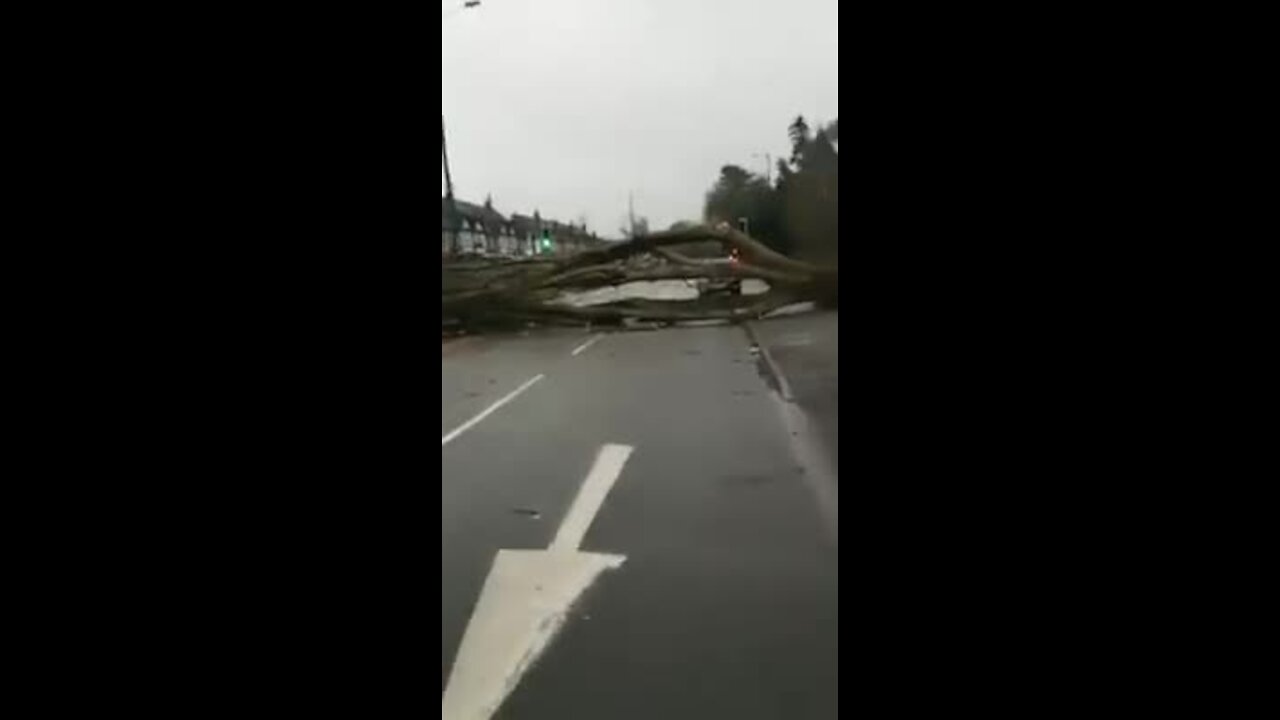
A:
749 311 840 477
442 318 838 719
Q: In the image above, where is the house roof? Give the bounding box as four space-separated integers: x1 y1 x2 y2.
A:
509 214 537 235
443 198 504 222
444 199 604 243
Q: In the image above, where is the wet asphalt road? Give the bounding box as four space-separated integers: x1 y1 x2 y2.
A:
442 322 838 719
750 312 840 476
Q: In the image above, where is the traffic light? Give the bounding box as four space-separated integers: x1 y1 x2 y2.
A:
540 229 553 252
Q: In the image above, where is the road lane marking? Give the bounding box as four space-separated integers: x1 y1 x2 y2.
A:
441 375 544 448
442 443 635 720
570 333 604 357
550 444 633 552
743 323 836 544
746 322 795 402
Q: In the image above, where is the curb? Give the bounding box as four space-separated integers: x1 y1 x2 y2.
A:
744 321 795 403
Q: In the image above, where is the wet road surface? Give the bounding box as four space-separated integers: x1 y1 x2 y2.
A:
442 322 838 719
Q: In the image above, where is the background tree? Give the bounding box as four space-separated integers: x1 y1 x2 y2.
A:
700 114 838 262
783 127 839 263
788 116 812 165
704 165 788 254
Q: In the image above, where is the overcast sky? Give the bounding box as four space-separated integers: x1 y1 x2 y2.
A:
442 0 839 236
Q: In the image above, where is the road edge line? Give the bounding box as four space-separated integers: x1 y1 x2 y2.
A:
744 321 796 403
744 322 838 545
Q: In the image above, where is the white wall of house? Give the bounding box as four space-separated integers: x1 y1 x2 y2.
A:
443 204 598 259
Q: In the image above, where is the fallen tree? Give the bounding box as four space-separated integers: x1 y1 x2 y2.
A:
442 225 837 331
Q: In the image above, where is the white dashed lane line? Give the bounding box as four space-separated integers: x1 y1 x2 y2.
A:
441 374 545 447
571 334 605 357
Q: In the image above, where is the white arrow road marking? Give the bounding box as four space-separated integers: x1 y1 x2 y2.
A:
550 443 631 552
442 444 635 720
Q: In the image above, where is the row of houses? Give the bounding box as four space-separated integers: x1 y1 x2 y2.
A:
441 197 603 258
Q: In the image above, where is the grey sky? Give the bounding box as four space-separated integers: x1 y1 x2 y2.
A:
442 0 839 236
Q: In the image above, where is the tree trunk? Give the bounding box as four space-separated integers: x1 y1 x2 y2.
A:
442 225 837 330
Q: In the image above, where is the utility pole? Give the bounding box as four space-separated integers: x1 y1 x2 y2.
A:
628 192 635 239
443 115 459 255
442 2 480 257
